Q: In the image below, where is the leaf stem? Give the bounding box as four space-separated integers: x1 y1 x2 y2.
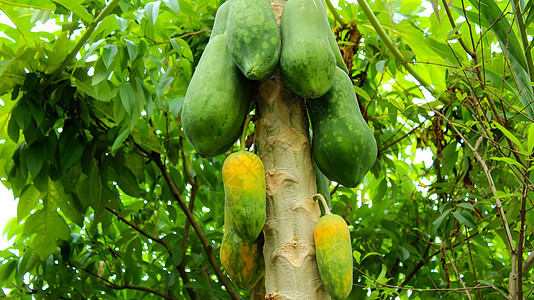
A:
356 0 433 92
240 115 253 151
511 0 534 85
49 0 122 82
325 0 347 27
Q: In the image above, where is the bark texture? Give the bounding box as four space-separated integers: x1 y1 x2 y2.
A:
256 79 329 299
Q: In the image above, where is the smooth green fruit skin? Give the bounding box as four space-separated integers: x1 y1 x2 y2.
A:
318 0 350 74
327 26 350 74
222 151 266 241
210 0 230 40
308 67 377 187
314 213 352 300
314 158 331 208
280 0 335 98
220 206 265 290
181 34 252 157
226 0 281 80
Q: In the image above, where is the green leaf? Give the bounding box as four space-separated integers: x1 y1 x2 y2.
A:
124 38 137 61
17 184 40 221
145 2 160 25
119 81 135 116
92 58 111 85
24 207 70 260
116 167 141 198
102 44 118 69
452 210 477 229
354 86 370 101
528 123 534 154
112 127 131 152
25 142 45 177
490 156 526 170
48 179 84 227
7 115 20 143
162 0 180 16
431 208 452 234
353 250 362 264
88 160 102 213
492 121 525 153
51 0 94 24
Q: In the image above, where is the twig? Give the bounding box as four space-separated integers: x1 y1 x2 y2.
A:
105 207 197 299
445 249 472 300
72 262 178 300
431 109 515 253
355 267 505 297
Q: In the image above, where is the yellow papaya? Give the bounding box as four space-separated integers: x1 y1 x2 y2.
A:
220 205 265 290
222 150 266 241
314 213 353 300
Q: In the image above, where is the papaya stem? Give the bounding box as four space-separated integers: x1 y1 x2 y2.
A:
313 193 331 215
325 0 347 27
240 115 253 151
356 0 433 92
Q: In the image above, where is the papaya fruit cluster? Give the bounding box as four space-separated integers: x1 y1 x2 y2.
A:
181 0 377 295
181 0 376 187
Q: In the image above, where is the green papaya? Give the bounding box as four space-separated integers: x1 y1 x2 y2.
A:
222 150 266 241
220 205 265 290
210 1 230 40
181 34 252 157
314 213 353 300
318 0 349 74
280 0 336 98
226 0 281 80
307 66 377 187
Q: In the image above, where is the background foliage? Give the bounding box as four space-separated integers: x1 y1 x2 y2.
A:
0 0 533 299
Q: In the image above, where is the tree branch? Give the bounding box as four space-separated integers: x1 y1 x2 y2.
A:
105 207 197 299
72 263 178 300
144 151 240 300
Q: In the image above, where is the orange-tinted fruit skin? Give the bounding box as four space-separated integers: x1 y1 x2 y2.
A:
220 206 265 290
222 150 266 241
314 213 353 300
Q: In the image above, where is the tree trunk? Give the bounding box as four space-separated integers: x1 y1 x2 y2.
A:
256 79 329 299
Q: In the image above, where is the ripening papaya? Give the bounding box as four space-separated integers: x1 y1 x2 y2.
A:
226 0 281 80
314 213 353 300
209 0 230 40
181 34 252 157
280 0 336 98
222 150 266 241
307 66 377 187
220 205 265 290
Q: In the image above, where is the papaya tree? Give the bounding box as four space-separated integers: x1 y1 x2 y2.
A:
0 0 534 299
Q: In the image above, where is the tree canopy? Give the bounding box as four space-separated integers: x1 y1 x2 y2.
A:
0 0 533 299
